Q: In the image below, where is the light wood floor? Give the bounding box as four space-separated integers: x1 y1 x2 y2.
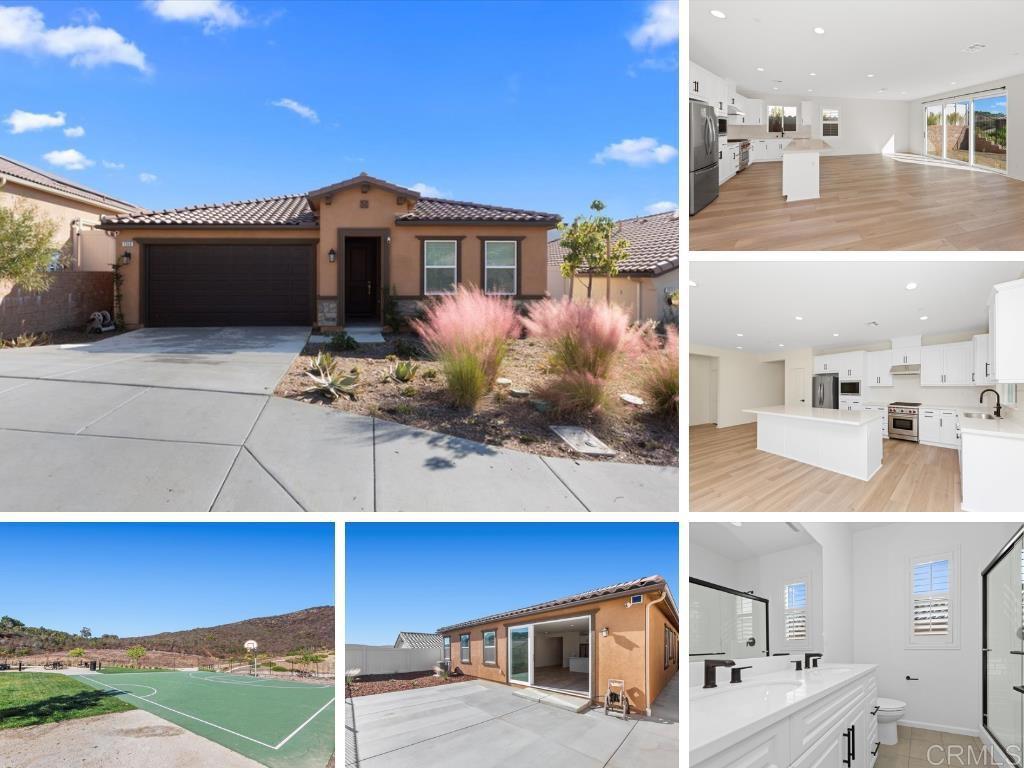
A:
689 423 962 512
690 153 1024 250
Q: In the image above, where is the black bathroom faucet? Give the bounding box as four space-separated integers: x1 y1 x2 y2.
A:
805 653 823 669
703 658 735 689
980 388 1002 418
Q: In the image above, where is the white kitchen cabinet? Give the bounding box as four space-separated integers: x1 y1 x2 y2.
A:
746 98 764 125
718 144 734 184
690 61 724 111
972 333 993 385
920 409 941 444
750 139 769 162
921 342 973 386
863 405 888 438
836 351 865 380
990 278 1024 383
800 100 817 126
814 354 840 374
866 350 893 387
891 346 921 366
939 410 958 447
839 397 863 412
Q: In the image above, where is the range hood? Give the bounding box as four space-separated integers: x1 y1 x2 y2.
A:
727 104 746 116
889 363 921 375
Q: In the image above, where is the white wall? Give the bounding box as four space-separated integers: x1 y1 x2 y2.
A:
851 523 1018 734
734 92 911 155
690 542 739 588
690 344 785 428
908 73 1024 182
345 645 440 675
802 522 854 663
690 354 715 426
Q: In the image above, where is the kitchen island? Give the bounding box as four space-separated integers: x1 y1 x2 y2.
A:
782 138 832 202
742 405 883 481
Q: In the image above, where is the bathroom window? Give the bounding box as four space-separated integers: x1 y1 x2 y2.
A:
908 550 959 649
783 580 809 648
735 596 754 645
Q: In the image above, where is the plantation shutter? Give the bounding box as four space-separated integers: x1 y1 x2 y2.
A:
735 596 754 645
784 582 808 643
912 559 950 637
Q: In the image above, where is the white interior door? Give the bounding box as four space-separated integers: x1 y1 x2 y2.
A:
787 366 808 406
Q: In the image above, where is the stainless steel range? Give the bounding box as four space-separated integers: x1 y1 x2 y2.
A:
888 402 921 442
730 139 751 172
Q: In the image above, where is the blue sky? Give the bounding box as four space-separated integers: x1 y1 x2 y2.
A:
0 523 334 636
345 523 679 645
0 1 679 221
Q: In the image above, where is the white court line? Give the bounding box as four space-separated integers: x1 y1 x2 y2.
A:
186 670 334 689
273 696 336 750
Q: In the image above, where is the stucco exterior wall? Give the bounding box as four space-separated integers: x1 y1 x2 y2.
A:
646 597 680 710
546 270 680 324
440 589 676 710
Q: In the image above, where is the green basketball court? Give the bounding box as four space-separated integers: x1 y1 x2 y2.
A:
77 670 334 768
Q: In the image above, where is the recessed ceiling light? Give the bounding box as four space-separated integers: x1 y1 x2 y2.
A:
905 282 917 290
920 315 929 321
814 27 825 34
772 86 779 90
901 91 908 95
951 81 957 85
736 345 743 350
710 9 726 18
778 343 785 347
689 280 697 287
866 73 875 78
795 316 803 320
808 89 814 93
736 333 744 337
756 66 765 72
809 72 816 76
832 332 840 337
731 522 743 527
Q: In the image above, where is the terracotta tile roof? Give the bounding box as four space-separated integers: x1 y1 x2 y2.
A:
0 154 138 212
436 575 676 633
398 197 560 225
101 194 318 227
394 632 443 650
547 209 679 276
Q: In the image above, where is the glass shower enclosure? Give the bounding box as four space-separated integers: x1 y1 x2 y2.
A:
983 525 1024 766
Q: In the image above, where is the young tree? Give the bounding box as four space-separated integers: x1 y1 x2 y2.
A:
126 645 147 668
0 202 58 292
68 648 85 660
80 628 92 640
0 616 25 629
556 200 630 302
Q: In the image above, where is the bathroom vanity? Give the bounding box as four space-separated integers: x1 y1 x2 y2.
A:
691 663 879 768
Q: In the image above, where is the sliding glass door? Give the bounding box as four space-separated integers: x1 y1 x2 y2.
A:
509 626 530 684
925 91 1007 171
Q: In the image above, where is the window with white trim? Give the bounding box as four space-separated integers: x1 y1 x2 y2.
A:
483 240 517 295
482 630 496 665
424 240 458 295
783 581 809 647
908 551 958 648
459 633 470 663
442 635 451 664
822 108 840 137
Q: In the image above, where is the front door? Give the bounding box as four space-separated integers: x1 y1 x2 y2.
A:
345 237 379 321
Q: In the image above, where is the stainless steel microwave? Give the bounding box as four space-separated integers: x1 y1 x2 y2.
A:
839 380 861 396
718 116 728 134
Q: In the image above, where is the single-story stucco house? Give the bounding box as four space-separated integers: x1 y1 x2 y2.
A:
0 154 138 271
547 209 680 324
393 632 443 650
98 173 561 330
435 575 678 714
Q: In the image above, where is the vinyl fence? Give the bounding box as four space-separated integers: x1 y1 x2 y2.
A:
345 644 440 675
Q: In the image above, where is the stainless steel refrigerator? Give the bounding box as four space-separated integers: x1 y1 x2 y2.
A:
689 98 719 216
812 373 838 409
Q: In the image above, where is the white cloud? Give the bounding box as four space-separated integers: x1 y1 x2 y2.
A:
43 148 94 170
63 125 85 137
71 8 101 25
645 201 678 214
408 182 444 197
593 137 678 166
145 0 246 33
0 5 148 71
102 160 124 169
3 108 65 134
139 172 158 183
271 98 318 123
628 0 679 49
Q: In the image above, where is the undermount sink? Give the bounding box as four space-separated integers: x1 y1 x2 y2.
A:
963 412 1000 420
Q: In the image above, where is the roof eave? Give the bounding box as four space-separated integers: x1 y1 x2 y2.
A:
2 173 138 215
306 175 422 202
97 222 320 231
395 218 560 227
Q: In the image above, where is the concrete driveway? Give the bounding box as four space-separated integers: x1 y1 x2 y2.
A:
344 675 679 768
0 328 678 512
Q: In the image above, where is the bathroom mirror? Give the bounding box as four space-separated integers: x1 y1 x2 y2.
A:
690 522 824 660
689 577 769 657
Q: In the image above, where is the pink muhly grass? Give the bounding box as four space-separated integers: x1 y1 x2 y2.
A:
640 325 679 419
541 371 612 416
410 287 519 408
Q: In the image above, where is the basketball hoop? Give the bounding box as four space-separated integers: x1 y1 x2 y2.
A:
244 640 258 677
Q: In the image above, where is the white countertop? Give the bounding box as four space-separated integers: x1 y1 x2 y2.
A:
742 405 883 426
690 663 877 764
960 415 1024 441
782 138 833 154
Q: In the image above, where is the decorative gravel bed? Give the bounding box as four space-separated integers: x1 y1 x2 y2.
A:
275 334 678 466
346 671 477 698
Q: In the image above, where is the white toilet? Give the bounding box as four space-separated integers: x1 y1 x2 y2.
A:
876 697 907 745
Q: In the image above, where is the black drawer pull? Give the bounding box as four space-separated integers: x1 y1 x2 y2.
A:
1014 685 1024 695
872 742 880 756
906 675 919 681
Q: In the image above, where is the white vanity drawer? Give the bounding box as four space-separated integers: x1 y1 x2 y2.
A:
789 719 847 768
866 720 880 768
788 676 868 756
692 721 790 768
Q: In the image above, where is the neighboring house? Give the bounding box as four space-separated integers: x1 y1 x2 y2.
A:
393 632 443 650
435 575 678 714
0 155 138 271
547 209 680 324
99 173 560 329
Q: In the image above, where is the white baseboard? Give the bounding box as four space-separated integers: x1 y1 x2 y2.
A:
900 719 979 737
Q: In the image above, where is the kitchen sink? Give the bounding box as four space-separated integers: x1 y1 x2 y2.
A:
963 412 1000 420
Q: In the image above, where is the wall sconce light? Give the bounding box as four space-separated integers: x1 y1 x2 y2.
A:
328 249 337 263
600 627 609 638
121 251 132 265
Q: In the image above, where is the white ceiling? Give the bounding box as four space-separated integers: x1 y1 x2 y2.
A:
689 0 1024 100
690 522 815 560
689 261 1024 354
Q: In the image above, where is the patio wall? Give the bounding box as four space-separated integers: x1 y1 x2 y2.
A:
0 271 113 338
345 644 439 675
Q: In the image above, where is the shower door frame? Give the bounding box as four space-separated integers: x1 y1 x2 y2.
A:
688 576 771 658
981 523 1024 766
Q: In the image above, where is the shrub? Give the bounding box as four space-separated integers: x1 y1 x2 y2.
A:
308 351 335 374
543 371 611 415
411 287 519 409
391 360 420 383
393 338 422 359
422 368 438 380
640 325 679 419
381 285 402 331
328 332 359 351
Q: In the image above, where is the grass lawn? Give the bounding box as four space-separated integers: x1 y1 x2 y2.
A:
97 666 169 674
0 672 134 729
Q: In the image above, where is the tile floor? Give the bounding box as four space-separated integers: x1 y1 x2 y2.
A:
874 725 999 767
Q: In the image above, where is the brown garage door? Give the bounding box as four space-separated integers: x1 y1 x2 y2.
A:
146 243 314 326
